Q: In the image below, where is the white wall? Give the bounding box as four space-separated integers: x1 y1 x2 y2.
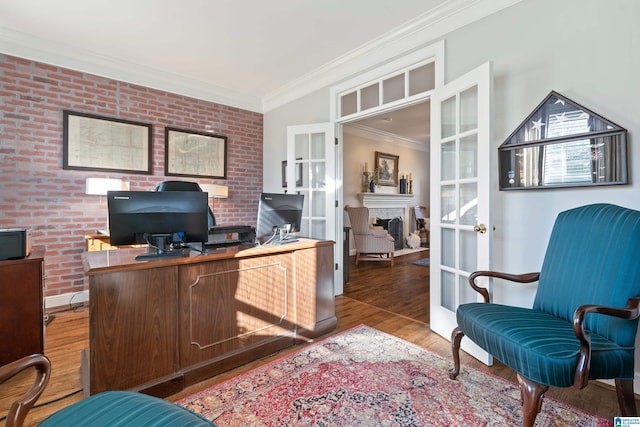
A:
342 126 429 211
265 0 640 300
445 0 640 306
264 0 640 383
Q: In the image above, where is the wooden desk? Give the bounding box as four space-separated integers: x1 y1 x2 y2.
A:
82 239 336 397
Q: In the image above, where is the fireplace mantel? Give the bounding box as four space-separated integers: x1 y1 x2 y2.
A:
357 193 415 208
357 193 415 246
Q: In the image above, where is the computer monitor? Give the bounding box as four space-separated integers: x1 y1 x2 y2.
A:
107 190 209 260
256 193 304 244
155 180 216 227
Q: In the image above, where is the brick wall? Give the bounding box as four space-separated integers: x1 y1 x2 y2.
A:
0 53 263 299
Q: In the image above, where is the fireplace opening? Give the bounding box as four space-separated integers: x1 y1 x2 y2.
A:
376 217 403 251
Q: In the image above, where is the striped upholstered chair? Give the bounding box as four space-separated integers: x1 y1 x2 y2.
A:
449 204 640 427
1 354 214 427
346 206 395 266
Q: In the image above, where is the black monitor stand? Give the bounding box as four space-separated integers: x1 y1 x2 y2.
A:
135 234 184 261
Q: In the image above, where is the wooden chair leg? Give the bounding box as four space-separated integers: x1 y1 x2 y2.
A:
355 252 360 266
615 379 638 416
517 373 549 427
449 327 464 379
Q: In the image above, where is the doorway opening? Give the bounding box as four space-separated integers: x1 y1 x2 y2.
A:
342 100 431 324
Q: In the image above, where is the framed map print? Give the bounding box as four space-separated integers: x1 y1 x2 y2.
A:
165 127 228 179
63 110 152 174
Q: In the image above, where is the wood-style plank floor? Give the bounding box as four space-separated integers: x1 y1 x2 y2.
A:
0 250 631 426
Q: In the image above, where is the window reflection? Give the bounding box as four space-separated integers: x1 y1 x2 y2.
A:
499 91 627 190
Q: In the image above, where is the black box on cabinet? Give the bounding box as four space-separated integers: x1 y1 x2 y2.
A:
0 228 31 260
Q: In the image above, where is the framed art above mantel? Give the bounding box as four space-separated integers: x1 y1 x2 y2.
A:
375 151 399 186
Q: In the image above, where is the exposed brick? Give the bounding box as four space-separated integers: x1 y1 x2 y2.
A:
1 54 263 298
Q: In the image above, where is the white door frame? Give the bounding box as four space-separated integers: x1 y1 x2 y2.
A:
330 41 445 295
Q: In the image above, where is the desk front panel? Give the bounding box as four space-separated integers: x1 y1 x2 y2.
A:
89 266 178 394
177 253 296 368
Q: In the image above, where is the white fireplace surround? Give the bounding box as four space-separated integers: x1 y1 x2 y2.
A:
357 193 415 246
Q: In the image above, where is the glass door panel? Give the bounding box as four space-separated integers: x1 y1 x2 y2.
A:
460 135 478 179
460 229 477 273
460 86 478 133
441 228 455 268
441 270 455 311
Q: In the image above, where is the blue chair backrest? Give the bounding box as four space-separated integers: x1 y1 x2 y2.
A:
533 204 640 346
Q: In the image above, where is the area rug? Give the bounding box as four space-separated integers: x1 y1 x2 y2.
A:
411 257 430 267
177 325 610 426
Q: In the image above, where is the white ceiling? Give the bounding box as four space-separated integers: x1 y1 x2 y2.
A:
0 0 447 107
0 0 519 142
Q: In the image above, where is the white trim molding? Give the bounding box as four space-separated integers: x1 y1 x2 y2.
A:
0 0 521 113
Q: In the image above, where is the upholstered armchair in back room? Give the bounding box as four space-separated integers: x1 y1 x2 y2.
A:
0 354 214 427
449 203 640 427
346 206 395 266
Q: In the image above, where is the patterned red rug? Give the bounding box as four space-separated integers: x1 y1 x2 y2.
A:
177 325 611 426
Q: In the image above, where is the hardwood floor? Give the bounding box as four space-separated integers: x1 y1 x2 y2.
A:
344 248 430 323
0 250 630 426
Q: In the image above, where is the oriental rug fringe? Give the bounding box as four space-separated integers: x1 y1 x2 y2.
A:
177 325 610 426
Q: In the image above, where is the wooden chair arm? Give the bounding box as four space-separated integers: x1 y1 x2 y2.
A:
468 271 540 303
0 354 51 427
573 297 640 389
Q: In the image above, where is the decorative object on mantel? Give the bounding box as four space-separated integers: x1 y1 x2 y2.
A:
374 151 399 186
362 162 379 193
498 91 628 190
369 167 379 192
399 173 413 194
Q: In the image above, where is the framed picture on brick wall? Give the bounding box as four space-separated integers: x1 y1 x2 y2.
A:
63 110 152 174
165 127 227 179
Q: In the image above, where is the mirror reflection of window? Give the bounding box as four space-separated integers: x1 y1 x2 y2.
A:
498 91 627 190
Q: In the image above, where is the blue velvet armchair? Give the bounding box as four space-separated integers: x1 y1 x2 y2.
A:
0 354 214 427
450 203 640 426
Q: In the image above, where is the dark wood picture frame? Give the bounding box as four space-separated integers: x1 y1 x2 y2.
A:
165 127 227 179
375 151 399 186
63 110 152 174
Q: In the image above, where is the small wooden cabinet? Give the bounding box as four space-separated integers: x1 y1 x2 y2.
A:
0 249 45 365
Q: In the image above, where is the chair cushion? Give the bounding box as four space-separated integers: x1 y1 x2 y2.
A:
40 391 215 426
457 302 635 387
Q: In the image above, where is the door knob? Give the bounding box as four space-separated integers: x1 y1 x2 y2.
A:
473 224 487 234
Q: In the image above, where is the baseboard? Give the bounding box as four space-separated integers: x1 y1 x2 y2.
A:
45 290 89 311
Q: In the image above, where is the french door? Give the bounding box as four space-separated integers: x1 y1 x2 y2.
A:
429 62 493 364
286 123 338 289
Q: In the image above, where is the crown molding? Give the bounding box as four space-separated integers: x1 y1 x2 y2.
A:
0 27 263 113
344 123 429 153
0 0 521 114
262 0 522 112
